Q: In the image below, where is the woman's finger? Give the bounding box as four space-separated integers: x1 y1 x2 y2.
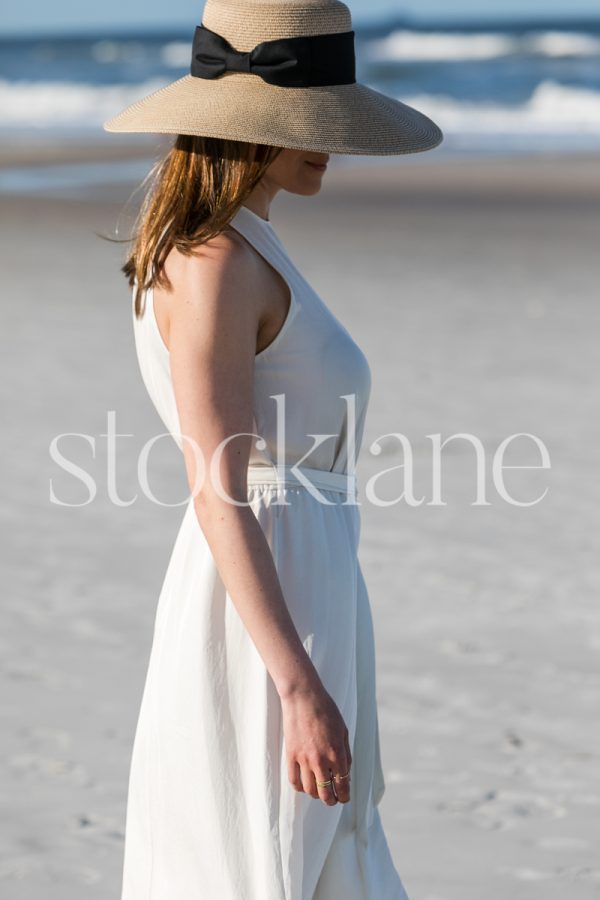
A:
329 745 351 803
314 764 338 806
288 758 304 793
300 761 319 800
332 764 351 803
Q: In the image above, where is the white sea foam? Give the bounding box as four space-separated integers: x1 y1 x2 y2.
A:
527 30 600 57
366 29 600 62
367 31 515 62
403 80 600 136
0 77 168 127
160 41 192 68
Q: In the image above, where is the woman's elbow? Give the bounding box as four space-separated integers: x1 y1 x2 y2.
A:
192 476 250 518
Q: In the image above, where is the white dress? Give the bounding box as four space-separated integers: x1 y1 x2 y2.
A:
122 204 410 900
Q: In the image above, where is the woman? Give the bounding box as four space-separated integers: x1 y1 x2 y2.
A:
104 1 442 897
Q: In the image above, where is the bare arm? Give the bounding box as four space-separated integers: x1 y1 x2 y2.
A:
164 232 352 805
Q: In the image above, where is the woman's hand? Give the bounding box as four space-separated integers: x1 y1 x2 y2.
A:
281 681 352 806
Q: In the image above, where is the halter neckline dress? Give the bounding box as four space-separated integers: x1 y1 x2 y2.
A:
124 203 410 900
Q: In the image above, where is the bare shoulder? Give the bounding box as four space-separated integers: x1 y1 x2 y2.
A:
154 227 263 349
163 227 260 312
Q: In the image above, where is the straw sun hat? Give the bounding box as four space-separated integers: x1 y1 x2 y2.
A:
103 0 443 155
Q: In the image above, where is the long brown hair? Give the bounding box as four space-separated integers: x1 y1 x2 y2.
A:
117 135 283 318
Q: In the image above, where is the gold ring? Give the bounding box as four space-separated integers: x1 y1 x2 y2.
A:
334 771 350 782
316 778 334 788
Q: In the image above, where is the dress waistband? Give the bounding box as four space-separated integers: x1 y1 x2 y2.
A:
247 463 357 500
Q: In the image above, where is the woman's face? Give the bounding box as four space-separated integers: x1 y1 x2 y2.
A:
262 147 330 197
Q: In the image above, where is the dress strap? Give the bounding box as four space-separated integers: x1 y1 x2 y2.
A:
227 204 297 282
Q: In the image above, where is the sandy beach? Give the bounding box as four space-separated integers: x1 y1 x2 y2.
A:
1 145 599 900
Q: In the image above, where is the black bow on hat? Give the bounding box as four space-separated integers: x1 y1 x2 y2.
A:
190 24 356 88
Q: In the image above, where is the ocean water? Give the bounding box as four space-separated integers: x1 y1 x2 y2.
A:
1 13 600 170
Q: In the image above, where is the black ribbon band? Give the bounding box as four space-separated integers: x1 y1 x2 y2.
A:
190 24 356 87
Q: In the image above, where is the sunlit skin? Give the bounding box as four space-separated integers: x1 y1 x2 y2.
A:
152 145 352 808
243 148 330 220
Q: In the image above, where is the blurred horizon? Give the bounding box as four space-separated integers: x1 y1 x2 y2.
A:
3 0 600 38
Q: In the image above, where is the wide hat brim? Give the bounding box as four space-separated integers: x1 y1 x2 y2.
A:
103 72 443 156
